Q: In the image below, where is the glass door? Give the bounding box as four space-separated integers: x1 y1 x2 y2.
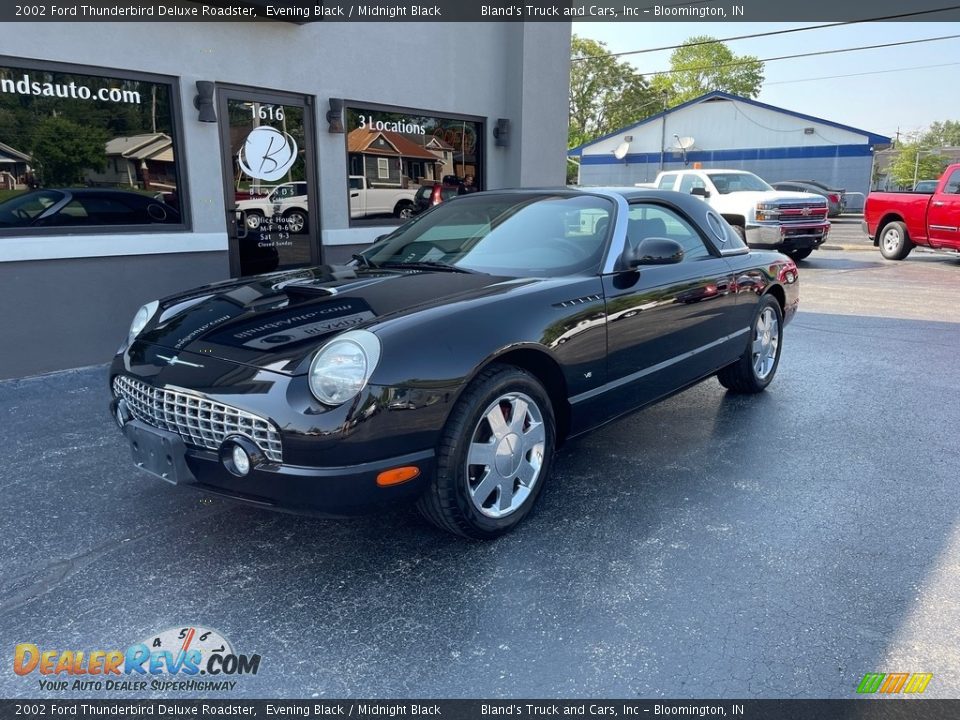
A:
217 87 320 277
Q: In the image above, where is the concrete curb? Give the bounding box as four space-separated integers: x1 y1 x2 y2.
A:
821 244 875 252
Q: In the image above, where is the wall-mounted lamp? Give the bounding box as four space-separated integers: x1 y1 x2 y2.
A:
493 118 510 147
327 98 345 134
193 81 217 123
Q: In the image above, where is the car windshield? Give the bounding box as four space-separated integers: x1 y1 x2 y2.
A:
706 172 772 194
361 193 615 277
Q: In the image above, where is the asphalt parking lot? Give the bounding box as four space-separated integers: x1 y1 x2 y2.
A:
2 242 959 700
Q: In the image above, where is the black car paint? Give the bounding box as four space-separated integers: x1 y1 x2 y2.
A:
110 188 799 516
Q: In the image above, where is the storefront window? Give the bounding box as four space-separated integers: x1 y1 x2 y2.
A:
345 104 484 227
0 60 185 232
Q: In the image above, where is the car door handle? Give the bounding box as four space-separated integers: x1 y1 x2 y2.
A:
350 193 359 198
931 201 946 206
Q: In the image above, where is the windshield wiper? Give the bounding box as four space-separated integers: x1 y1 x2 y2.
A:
378 261 479 274
352 253 378 269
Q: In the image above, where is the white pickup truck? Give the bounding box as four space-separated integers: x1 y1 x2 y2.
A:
349 176 418 220
235 181 309 233
648 169 830 261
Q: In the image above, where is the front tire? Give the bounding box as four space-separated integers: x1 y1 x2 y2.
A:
417 365 556 539
786 247 813 261
878 220 913 260
718 294 783 394
284 209 308 234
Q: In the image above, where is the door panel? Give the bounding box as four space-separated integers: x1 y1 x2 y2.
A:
927 169 960 249
218 88 320 277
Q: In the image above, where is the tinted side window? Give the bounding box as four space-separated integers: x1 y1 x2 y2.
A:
678 174 706 194
627 204 711 261
944 169 960 194
657 173 678 190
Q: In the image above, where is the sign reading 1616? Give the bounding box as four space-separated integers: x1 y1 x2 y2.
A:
251 105 284 121
357 114 425 135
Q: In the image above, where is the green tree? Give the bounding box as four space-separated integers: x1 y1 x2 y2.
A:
920 120 960 148
887 143 949 188
651 36 764 104
31 116 108 187
569 35 659 151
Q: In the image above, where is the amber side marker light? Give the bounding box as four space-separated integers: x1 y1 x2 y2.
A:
376 466 421 486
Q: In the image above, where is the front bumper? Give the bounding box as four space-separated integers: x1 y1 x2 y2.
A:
745 221 830 251
109 345 454 516
111 399 435 516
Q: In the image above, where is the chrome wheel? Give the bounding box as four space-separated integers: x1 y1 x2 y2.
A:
285 211 306 233
245 212 263 230
882 227 901 254
752 307 780 380
466 392 545 519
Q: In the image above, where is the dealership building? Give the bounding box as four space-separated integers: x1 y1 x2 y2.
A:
571 91 890 208
0 16 571 378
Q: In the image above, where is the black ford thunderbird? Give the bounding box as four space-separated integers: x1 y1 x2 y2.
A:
110 188 799 538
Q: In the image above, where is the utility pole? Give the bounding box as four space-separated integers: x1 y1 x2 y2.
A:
659 90 669 172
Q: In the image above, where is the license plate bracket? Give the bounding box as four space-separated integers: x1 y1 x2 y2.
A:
124 420 196 485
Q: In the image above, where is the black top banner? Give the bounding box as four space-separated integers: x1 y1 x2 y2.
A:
2 0 960 22
2 700 960 719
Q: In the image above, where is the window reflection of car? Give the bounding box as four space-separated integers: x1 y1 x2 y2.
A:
235 181 308 233
412 175 463 216
913 180 938 193
0 188 180 227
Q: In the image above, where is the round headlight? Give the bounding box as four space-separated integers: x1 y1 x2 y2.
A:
308 330 381 406
127 300 159 347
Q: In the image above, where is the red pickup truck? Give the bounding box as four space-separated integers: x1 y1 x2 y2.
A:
864 163 960 259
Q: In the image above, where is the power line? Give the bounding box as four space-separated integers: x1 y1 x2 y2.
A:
637 34 960 77
765 61 960 86
571 6 960 62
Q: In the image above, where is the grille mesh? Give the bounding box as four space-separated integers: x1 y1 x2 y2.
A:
113 375 282 463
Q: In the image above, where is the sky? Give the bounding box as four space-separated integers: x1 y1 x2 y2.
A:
573 21 960 142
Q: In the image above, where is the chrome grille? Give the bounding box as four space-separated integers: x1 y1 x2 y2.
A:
113 375 282 462
777 203 828 223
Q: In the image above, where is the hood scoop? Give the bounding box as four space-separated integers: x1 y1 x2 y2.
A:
282 283 339 303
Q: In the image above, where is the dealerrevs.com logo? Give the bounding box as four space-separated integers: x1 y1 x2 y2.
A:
14 626 261 693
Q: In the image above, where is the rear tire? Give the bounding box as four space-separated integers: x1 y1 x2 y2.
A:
395 201 414 220
417 365 556 539
718 294 783 394
878 220 913 260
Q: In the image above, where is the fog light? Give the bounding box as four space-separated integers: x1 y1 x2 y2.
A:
232 446 250 476
219 435 266 477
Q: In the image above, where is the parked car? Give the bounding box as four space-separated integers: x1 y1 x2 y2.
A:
348 175 417 220
913 180 939 193
235 181 308 233
864 163 960 260
771 180 845 218
412 175 462 216
0 188 180 227
110 188 799 538
650 169 830 261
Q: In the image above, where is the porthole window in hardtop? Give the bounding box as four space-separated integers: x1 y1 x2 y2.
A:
0 61 185 232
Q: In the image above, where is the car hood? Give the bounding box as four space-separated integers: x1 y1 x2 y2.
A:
730 190 828 206
135 265 523 375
